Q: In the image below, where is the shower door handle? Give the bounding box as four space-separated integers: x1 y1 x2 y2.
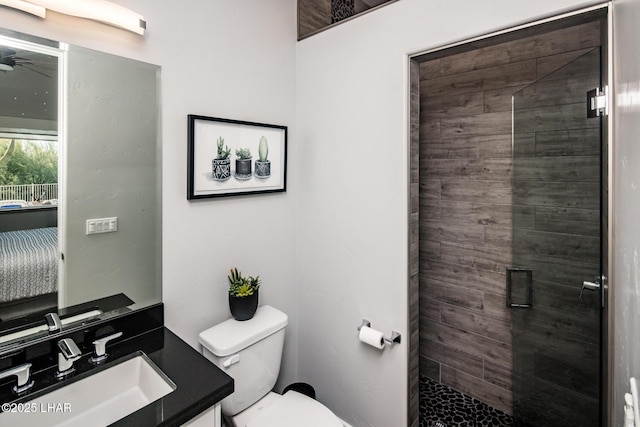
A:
580 278 601 299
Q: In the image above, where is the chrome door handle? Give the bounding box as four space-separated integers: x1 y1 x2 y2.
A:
580 280 601 299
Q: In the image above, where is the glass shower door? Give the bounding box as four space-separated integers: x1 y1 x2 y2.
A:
511 47 603 427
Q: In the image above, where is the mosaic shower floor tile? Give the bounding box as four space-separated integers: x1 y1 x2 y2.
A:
419 375 514 427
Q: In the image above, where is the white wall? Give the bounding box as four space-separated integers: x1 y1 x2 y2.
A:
612 0 640 424
0 0 299 388
143 0 300 390
295 0 602 425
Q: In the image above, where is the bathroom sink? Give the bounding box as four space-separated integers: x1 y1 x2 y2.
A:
0 351 176 426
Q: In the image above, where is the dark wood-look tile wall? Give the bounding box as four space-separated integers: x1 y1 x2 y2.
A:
408 59 421 427
417 20 602 416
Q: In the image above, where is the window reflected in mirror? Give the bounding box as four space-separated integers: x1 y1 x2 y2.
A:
298 0 398 40
0 138 58 208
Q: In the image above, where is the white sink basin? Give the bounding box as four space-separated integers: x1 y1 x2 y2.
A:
0 352 176 427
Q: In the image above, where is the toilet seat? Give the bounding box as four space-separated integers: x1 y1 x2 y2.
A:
245 391 343 427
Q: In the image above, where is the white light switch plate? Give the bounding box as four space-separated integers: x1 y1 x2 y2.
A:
86 217 118 235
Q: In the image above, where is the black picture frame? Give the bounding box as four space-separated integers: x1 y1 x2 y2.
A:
187 115 287 199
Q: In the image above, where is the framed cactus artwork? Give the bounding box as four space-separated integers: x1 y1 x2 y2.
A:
187 115 287 199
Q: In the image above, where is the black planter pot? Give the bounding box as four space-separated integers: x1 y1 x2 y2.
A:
235 158 252 180
229 290 259 321
255 160 271 178
212 158 231 181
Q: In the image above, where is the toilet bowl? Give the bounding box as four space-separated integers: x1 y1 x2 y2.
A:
233 390 343 427
199 305 343 427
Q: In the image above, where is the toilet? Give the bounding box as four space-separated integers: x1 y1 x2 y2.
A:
199 305 344 427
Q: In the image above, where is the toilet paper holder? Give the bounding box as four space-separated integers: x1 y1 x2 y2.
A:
357 319 401 345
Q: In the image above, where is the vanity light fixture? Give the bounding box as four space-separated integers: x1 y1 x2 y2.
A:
0 0 46 18
0 0 146 35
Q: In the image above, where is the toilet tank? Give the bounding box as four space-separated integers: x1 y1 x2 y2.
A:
199 305 288 416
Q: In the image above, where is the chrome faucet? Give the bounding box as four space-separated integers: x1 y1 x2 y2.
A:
0 363 34 393
44 312 62 332
89 332 122 363
55 338 82 379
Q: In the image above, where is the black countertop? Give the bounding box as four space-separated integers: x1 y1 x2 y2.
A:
0 324 234 427
110 327 234 426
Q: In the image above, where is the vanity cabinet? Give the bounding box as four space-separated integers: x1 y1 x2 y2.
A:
182 403 222 427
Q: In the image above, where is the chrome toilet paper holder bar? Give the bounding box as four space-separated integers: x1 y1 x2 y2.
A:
357 319 402 345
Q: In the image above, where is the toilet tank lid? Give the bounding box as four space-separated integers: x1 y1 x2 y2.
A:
199 305 288 356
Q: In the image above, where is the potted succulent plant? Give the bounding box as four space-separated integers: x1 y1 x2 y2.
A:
235 148 252 180
227 267 260 321
212 137 231 181
255 136 271 178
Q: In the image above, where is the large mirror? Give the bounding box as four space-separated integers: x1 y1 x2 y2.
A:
0 29 161 346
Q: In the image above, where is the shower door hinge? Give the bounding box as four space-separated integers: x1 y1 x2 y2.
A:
587 86 609 118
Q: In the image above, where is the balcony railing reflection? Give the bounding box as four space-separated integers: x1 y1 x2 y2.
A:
0 183 58 208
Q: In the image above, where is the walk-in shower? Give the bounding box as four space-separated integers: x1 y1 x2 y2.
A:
412 7 608 427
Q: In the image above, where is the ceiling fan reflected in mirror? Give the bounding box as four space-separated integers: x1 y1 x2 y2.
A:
0 47 55 77
0 48 16 71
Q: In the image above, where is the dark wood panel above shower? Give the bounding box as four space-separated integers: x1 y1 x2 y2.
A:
298 0 398 39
